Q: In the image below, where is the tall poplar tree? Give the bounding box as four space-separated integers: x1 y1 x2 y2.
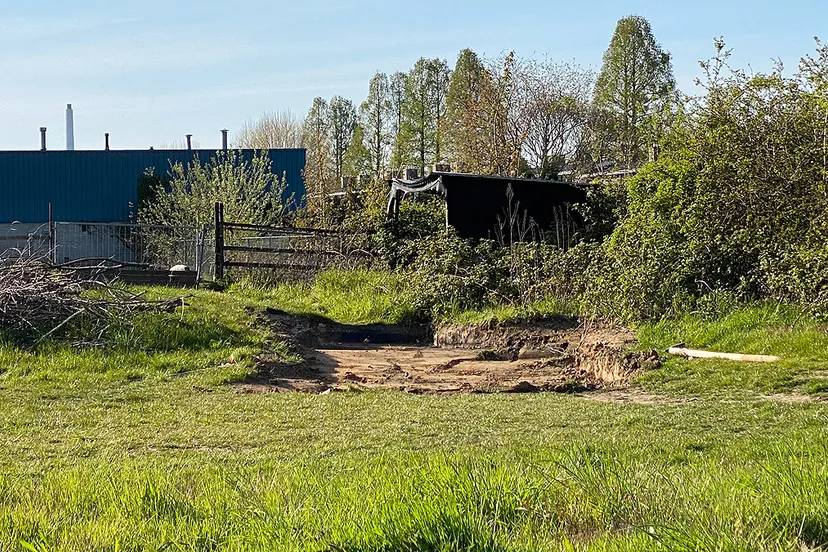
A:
389 71 408 173
396 58 451 177
328 96 357 186
445 48 488 172
359 72 392 180
302 97 331 196
343 124 372 179
431 59 451 164
593 15 675 168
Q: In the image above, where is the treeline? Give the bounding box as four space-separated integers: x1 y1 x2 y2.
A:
395 35 828 321
236 15 675 191
226 18 828 320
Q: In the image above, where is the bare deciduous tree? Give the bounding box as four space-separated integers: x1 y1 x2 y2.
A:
234 109 303 149
519 60 594 179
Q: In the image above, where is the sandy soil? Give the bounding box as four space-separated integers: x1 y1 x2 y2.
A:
234 310 660 395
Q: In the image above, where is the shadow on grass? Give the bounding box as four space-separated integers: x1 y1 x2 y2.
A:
264 307 431 348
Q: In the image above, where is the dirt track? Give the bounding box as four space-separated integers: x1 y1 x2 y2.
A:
236 310 660 395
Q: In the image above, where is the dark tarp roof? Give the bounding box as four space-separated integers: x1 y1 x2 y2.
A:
387 172 586 240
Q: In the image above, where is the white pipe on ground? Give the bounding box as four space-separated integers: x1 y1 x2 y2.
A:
667 346 780 363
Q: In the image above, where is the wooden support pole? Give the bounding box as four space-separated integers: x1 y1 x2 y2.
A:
214 202 224 280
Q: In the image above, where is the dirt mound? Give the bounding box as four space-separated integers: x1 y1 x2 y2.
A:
573 343 662 386
434 316 636 353
235 312 659 395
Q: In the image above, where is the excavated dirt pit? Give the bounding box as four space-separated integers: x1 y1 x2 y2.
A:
236 309 661 395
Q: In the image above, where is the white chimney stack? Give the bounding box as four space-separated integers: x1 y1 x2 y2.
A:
66 104 74 151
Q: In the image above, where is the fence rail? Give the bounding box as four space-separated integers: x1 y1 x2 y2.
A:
3 202 371 283
214 202 370 280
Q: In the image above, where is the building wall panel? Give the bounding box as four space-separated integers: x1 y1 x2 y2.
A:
0 149 306 223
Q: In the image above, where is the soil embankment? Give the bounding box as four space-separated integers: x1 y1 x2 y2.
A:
238 310 660 394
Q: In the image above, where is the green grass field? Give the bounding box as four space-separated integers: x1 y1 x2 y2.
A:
1 275 828 551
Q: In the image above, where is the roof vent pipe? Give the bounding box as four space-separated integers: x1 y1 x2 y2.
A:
186 134 192 150
105 133 110 151
40 127 47 151
221 129 228 150
65 104 74 151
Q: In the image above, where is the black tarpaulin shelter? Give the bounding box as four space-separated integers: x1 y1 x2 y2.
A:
387 172 586 240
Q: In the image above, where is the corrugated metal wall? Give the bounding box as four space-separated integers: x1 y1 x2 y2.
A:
0 148 306 223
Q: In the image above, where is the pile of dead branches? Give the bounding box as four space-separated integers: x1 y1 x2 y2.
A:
0 252 181 343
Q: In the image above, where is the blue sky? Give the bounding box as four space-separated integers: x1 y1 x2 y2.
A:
0 0 824 150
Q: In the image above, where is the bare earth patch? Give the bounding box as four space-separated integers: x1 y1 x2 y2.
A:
762 393 826 404
235 310 661 395
579 389 696 405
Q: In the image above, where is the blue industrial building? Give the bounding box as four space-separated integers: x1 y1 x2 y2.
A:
0 148 306 223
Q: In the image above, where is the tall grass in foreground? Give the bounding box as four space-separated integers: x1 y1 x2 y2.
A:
1 445 827 551
2 285 828 551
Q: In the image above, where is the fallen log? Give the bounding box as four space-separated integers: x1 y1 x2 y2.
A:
667 345 779 363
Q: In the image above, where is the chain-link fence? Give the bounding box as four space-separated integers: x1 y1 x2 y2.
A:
3 216 369 283
0 223 51 260
50 222 214 278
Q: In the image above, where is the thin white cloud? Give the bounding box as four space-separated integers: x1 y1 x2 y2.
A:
0 15 144 42
0 23 264 78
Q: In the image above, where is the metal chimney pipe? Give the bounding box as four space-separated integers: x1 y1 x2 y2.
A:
40 127 47 151
221 129 228 150
65 104 75 151
105 133 110 151
186 134 192 150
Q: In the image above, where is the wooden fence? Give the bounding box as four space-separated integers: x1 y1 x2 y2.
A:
213 202 369 280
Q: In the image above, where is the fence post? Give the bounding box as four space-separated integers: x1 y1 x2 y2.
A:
48 202 55 263
214 202 224 280
195 225 204 282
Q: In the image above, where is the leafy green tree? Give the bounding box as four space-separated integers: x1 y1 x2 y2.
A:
139 150 288 228
360 73 392 180
444 48 488 173
343 124 372 179
478 52 523 176
329 96 357 186
594 15 675 168
395 58 451 177
597 40 828 318
800 37 828 183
